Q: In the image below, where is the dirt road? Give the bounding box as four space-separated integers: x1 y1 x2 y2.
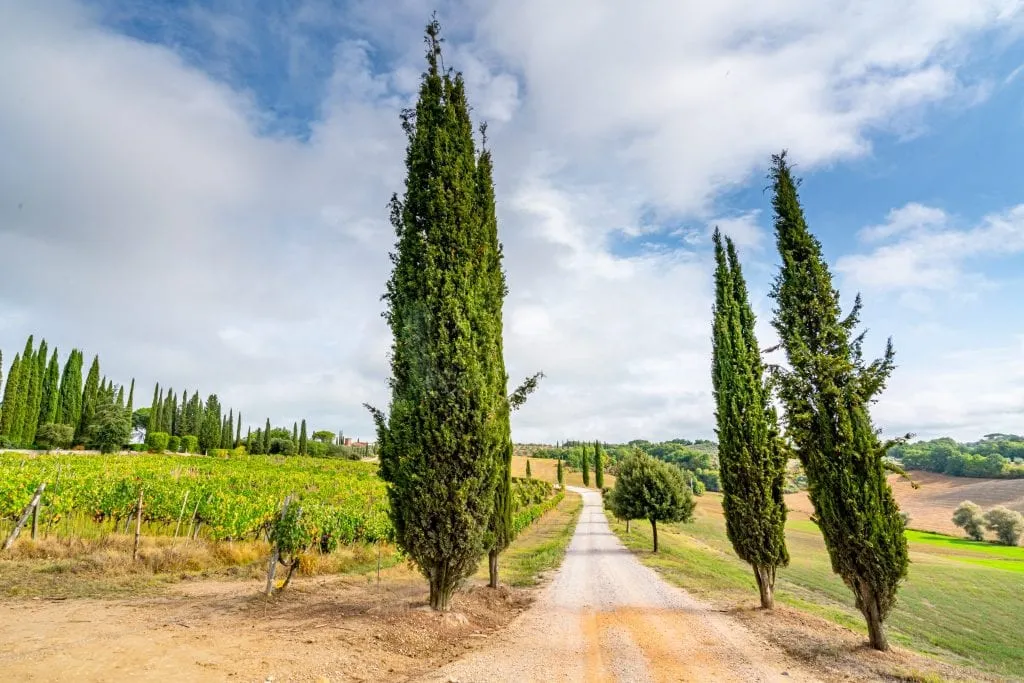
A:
423 488 819 683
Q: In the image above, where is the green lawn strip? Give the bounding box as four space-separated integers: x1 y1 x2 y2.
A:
606 505 1024 678
479 491 583 587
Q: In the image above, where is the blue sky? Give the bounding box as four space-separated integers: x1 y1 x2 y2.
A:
1 0 1024 442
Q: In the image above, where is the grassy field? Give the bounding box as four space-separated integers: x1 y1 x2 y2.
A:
608 493 1024 679
512 454 614 489
476 490 583 587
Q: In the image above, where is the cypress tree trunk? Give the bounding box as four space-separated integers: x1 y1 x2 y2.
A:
651 518 658 553
488 549 499 589
857 580 888 651
753 565 775 609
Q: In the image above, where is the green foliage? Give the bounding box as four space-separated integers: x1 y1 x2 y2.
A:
367 20 510 611
711 229 789 605
269 437 296 456
608 450 695 552
889 435 1024 479
594 441 604 489
299 419 308 455
768 151 907 649
167 435 181 453
146 431 170 454
0 352 23 441
57 349 83 430
556 459 564 487
952 501 986 541
36 422 74 450
21 339 46 445
199 395 221 453
312 430 334 444
132 408 151 434
581 442 590 487
525 459 532 478
76 355 101 443
88 394 131 454
181 435 199 454
983 506 1023 546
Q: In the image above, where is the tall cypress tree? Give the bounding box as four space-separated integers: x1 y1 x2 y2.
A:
199 394 222 453
0 350 4 429
712 229 789 609
263 418 271 454
581 443 590 487
22 339 47 445
0 353 22 440
367 20 508 611
38 345 58 438
224 410 234 449
298 419 307 455
10 336 35 443
76 355 101 443
125 378 135 425
149 384 161 434
235 412 242 448
57 350 83 429
292 421 298 443
594 440 604 489
769 152 907 649
161 388 175 435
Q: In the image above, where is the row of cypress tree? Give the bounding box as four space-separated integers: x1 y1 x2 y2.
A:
0 335 134 450
711 152 908 650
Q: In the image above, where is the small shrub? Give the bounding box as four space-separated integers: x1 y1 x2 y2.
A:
209 448 230 458
129 443 146 452
984 506 1024 546
269 437 296 456
167 435 181 453
145 431 170 454
952 501 985 541
36 423 74 450
181 435 199 453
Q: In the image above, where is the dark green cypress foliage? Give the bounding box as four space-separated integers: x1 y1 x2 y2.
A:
76 355 101 443
224 410 234 449
298 419 307 455
199 394 222 453
116 385 124 408
22 339 47 445
161 388 175 435
768 151 907 650
149 384 161 434
0 350 4 429
594 440 604 489
262 418 271 454
175 390 186 437
236 413 242 448
525 459 532 478
366 20 508 611
125 379 135 425
0 353 22 439
292 421 298 444
10 336 35 443
712 229 789 609
57 350 83 428
245 426 252 452
581 443 590 487
556 459 564 488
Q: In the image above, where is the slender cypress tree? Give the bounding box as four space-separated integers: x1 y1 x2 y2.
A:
149 384 161 434
236 413 242 448
292 421 298 444
0 350 4 428
594 440 605 489
224 410 234 449
199 394 222 453
367 20 508 611
581 443 590 487
57 350 83 428
712 229 789 609
263 418 271 454
125 378 135 425
21 340 47 445
76 355 101 442
161 388 175 435
557 458 564 488
0 353 22 439
299 419 307 455
769 151 907 650
245 426 252 451
9 336 35 442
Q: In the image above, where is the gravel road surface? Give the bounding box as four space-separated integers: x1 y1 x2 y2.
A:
421 487 820 682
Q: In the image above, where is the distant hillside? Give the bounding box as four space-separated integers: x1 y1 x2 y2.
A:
786 471 1024 538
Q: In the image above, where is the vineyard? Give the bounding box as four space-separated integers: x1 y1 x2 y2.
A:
0 453 558 556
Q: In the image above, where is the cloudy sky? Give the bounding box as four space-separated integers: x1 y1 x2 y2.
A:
2 0 1024 444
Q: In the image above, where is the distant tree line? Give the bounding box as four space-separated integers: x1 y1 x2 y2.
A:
0 334 133 453
889 435 1024 479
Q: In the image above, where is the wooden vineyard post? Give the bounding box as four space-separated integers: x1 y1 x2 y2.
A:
133 489 144 561
265 496 292 597
184 498 201 545
3 483 46 551
31 495 40 540
173 490 190 539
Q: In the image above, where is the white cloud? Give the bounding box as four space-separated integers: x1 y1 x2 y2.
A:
837 203 1024 295
0 0 1022 442
709 211 765 250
